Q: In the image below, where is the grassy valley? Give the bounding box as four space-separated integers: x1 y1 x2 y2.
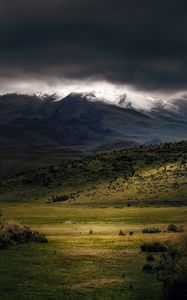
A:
0 141 187 300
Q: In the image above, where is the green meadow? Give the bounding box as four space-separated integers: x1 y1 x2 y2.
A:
0 204 187 300
0 141 187 299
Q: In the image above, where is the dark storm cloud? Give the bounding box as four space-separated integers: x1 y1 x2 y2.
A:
0 0 187 91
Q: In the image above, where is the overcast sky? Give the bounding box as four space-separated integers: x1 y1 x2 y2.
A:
0 0 187 98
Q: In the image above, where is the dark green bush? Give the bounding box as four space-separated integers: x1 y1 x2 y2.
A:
32 231 48 243
143 228 161 234
155 241 187 300
0 222 48 249
146 254 155 262
143 263 153 273
167 224 184 233
0 232 13 249
49 194 69 203
142 236 187 300
140 242 168 252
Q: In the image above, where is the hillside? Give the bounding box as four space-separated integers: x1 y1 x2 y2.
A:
1 141 187 205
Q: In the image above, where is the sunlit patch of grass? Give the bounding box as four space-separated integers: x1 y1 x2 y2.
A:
0 204 186 299
71 162 187 205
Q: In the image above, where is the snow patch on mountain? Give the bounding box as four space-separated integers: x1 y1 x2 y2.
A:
65 88 178 113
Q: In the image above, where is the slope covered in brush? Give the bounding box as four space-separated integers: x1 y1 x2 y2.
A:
0 141 186 205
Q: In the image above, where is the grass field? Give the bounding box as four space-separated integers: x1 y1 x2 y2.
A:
0 203 187 300
0 141 187 299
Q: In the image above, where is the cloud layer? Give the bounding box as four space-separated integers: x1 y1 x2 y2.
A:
0 0 187 92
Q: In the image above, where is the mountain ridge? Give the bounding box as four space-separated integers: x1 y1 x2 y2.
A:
0 92 186 147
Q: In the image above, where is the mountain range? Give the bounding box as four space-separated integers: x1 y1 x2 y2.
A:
0 91 187 147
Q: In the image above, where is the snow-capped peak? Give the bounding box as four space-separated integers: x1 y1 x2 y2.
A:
68 86 177 113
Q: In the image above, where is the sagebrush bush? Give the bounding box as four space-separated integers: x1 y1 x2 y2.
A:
142 263 153 273
167 224 184 233
140 242 168 252
146 254 155 262
142 235 187 300
155 237 187 300
143 228 161 234
0 222 48 249
48 194 69 203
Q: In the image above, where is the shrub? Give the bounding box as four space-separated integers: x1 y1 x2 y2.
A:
49 194 69 203
0 232 13 249
143 263 153 273
143 228 161 234
0 222 48 250
155 240 187 300
32 231 48 243
140 242 168 252
167 224 184 233
119 230 125 236
146 254 155 262
142 236 187 300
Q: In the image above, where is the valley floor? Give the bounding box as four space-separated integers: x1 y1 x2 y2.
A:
0 203 186 300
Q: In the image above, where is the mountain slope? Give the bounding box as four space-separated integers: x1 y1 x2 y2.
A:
0 92 187 148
